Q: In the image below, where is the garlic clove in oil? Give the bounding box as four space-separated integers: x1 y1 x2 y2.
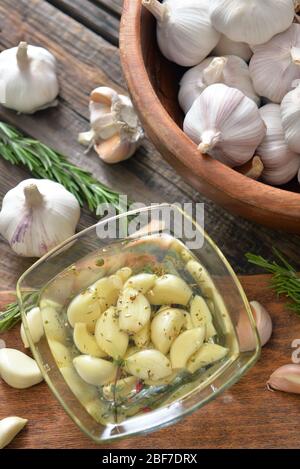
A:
250 24 300 104
257 104 300 185
183 83 266 167
0 348 43 389
281 84 300 153
73 355 117 386
142 0 220 67
0 41 59 114
0 179 80 258
179 55 259 114
210 0 294 46
213 35 253 62
0 416 28 449
20 306 44 348
79 86 144 164
267 364 300 394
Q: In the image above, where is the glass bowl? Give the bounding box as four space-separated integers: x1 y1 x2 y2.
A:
17 204 260 444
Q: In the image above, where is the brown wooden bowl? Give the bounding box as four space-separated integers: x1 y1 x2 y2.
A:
120 1 300 233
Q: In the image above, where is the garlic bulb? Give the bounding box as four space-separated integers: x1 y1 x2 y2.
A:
267 364 300 394
183 83 266 167
0 348 43 389
0 417 28 449
210 0 294 46
142 0 220 67
250 24 300 104
179 55 260 114
0 179 80 257
257 104 300 185
0 42 59 113
213 35 252 62
78 86 144 164
281 84 300 153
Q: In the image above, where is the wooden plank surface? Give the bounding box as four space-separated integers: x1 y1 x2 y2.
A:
0 3 299 274
1 274 300 449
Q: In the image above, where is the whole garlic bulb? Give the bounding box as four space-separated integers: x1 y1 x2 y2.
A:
0 42 59 114
0 179 80 257
179 55 260 114
257 104 300 185
142 0 220 67
183 83 266 167
281 84 300 153
213 35 253 62
210 0 294 46
79 87 144 164
250 24 300 104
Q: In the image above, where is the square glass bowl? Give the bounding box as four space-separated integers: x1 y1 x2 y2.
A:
17 204 260 443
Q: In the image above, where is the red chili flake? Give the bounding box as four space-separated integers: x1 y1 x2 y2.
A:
135 381 143 393
142 407 152 413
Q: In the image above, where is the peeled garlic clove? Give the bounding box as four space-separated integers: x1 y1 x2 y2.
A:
151 307 185 355
210 0 294 46
115 267 133 283
213 34 252 62
67 286 101 329
237 301 272 352
147 274 192 306
183 312 194 330
48 340 72 368
95 306 128 359
187 343 228 374
60 366 98 405
236 155 264 180
103 376 139 400
257 104 300 185
0 416 28 449
124 273 156 294
281 84 300 153
144 371 177 386
185 260 215 298
250 24 300 104
190 296 217 340
0 179 80 258
73 355 117 386
118 288 151 334
20 306 44 348
125 349 172 381
170 327 205 369
0 42 59 113
94 275 123 312
143 0 220 67
73 323 106 358
268 364 300 394
41 305 66 343
183 84 266 167
0 348 43 389
179 55 259 114
133 322 151 348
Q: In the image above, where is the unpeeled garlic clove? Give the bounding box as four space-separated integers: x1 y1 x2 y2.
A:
20 306 44 348
267 364 300 394
0 348 43 389
213 34 253 62
0 416 28 449
236 301 272 352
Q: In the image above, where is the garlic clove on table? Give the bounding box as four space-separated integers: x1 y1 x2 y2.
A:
78 86 144 164
0 416 28 449
0 348 43 389
0 179 80 258
0 41 59 114
20 306 44 348
142 0 220 67
267 364 300 394
183 83 266 167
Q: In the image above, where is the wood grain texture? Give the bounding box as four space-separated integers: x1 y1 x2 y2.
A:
120 1 300 233
1 274 300 449
0 0 299 295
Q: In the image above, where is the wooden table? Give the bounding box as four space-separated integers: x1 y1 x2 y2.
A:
0 0 300 449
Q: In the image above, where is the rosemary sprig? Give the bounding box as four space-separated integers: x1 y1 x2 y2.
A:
246 249 300 316
0 121 125 214
0 292 38 333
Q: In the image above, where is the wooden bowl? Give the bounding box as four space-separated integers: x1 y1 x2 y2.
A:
120 1 300 233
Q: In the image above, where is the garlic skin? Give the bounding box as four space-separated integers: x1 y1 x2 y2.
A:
213 35 252 62
267 364 300 394
257 104 300 185
0 179 80 258
250 24 300 104
0 42 59 114
0 348 43 389
142 0 220 67
281 85 300 153
183 83 266 167
210 0 294 46
237 301 272 352
179 55 260 114
0 416 28 449
79 86 144 164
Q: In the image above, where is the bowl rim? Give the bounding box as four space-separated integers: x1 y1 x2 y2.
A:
120 0 300 230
